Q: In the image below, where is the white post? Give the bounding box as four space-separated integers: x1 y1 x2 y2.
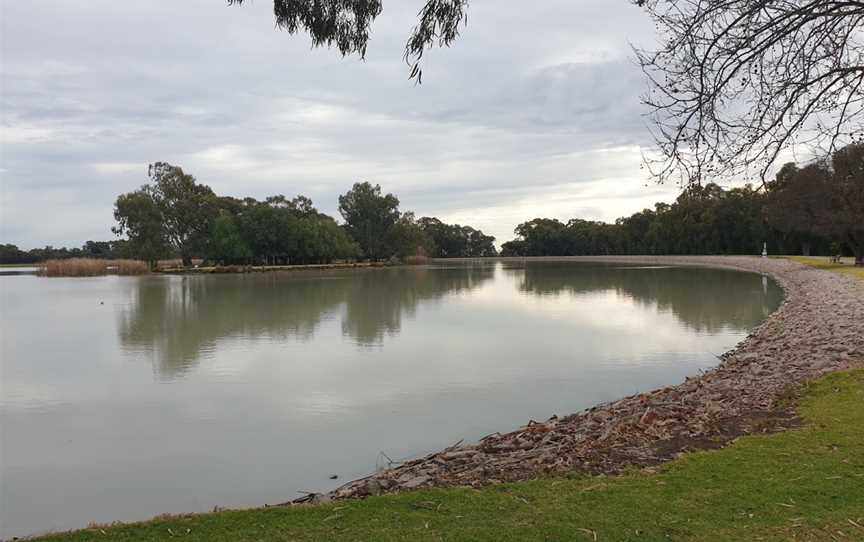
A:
761 242 767 258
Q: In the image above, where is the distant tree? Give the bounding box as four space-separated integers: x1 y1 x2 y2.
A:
82 240 113 258
338 182 401 260
293 215 361 264
501 180 831 257
146 163 219 266
208 213 252 264
237 203 298 265
514 219 569 256
0 244 36 264
766 163 829 256
499 239 527 257
463 225 497 257
634 0 864 183
113 163 218 266
418 217 497 258
386 212 435 259
113 190 171 267
826 143 864 265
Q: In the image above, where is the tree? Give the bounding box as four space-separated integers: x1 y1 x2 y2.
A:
766 163 829 256
417 217 497 258
147 163 219 266
338 182 401 260
228 0 467 82
237 203 298 265
113 190 171 267
826 143 864 265
293 216 361 264
634 0 864 184
0 244 35 264
208 213 252 264
499 179 835 257
386 212 435 259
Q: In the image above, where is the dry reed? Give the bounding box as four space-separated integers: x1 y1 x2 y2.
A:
112 259 150 275
40 258 108 277
39 258 150 277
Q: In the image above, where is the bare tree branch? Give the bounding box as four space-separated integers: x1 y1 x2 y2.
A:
634 0 864 184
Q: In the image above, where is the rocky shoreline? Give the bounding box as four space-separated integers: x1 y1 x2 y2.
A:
297 256 864 503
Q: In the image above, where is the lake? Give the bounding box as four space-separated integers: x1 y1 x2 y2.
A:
0 262 782 539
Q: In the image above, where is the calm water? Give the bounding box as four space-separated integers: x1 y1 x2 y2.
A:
0 262 782 538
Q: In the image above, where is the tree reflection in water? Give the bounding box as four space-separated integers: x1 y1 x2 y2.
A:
117 265 496 377
508 263 782 333
117 263 781 379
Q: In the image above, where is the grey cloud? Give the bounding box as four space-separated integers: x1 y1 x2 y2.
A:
2 0 665 248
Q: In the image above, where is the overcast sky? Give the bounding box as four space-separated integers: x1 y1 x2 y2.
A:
1 0 691 249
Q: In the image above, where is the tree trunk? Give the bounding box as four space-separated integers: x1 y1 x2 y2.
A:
800 240 811 256
853 239 864 266
182 255 192 267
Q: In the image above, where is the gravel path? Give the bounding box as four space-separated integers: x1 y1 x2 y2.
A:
302 257 864 502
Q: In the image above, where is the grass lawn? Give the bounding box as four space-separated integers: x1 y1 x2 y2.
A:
32 369 864 542
786 255 864 281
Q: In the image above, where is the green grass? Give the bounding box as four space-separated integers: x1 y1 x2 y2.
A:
34 370 864 542
787 256 864 281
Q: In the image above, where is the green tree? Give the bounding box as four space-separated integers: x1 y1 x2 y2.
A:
237 204 298 265
147 163 219 266
827 143 864 266
386 212 435 259
418 217 497 258
338 182 401 260
208 213 252 264
113 190 171 267
766 163 828 257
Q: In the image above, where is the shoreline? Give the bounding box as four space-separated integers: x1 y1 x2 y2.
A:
308 256 864 502
155 262 380 274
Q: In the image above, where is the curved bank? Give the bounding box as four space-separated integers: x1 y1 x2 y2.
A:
315 256 864 501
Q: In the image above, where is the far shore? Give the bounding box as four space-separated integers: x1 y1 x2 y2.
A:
155 261 381 274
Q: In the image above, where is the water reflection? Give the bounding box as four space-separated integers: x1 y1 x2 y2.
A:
510 263 781 332
341 265 494 344
117 263 780 379
118 266 496 376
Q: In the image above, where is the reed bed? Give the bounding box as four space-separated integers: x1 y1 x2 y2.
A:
40 258 108 276
111 259 150 275
39 258 149 277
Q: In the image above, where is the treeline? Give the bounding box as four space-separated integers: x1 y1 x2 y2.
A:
111 162 497 267
0 241 130 265
501 143 864 265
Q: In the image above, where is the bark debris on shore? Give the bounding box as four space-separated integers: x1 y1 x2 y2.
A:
296 256 864 503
